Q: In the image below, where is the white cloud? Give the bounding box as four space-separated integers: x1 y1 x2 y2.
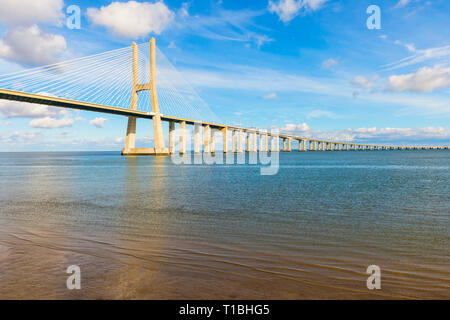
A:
344 126 450 142
262 93 277 99
394 39 416 53
276 123 450 144
281 122 311 132
174 8 272 48
394 0 411 9
0 0 64 26
87 1 175 38
322 58 338 69
0 99 69 119
0 130 43 145
306 109 337 119
90 117 108 128
168 41 177 49
387 66 450 93
268 0 328 23
179 60 449 116
383 45 450 71
178 2 190 18
0 25 66 67
0 97 79 129
352 75 378 89
30 116 74 129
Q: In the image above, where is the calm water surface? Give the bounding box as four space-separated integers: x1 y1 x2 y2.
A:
0 151 448 299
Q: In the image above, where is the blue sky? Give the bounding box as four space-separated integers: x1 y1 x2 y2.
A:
0 0 449 150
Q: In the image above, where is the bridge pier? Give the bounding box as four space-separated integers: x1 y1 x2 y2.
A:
204 125 210 153
179 121 186 154
231 130 236 153
211 129 216 153
259 133 264 152
169 121 175 154
264 133 269 152
238 130 243 153
222 127 228 153
194 123 201 153
122 39 168 156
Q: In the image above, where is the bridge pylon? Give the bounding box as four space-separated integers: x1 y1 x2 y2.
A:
122 38 169 156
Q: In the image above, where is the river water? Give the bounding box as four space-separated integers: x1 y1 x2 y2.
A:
0 151 448 299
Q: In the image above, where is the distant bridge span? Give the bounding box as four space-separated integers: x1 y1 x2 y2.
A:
0 39 447 155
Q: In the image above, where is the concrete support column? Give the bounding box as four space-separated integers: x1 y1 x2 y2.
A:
238 130 243 153
232 130 236 153
211 129 216 153
179 121 186 154
169 121 175 154
253 132 257 152
276 136 280 151
265 133 269 152
260 134 264 151
288 138 292 152
124 117 136 151
204 124 210 153
222 127 228 153
194 123 201 154
246 132 250 152
271 136 276 152
282 138 287 152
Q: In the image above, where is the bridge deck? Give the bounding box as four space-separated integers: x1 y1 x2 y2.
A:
0 89 447 150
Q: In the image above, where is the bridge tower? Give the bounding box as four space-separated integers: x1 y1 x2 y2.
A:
122 38 169 156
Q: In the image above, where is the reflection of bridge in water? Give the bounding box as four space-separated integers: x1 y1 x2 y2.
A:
0 38 447 155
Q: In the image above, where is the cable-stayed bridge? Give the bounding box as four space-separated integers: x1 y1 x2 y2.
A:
0 38 447 154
